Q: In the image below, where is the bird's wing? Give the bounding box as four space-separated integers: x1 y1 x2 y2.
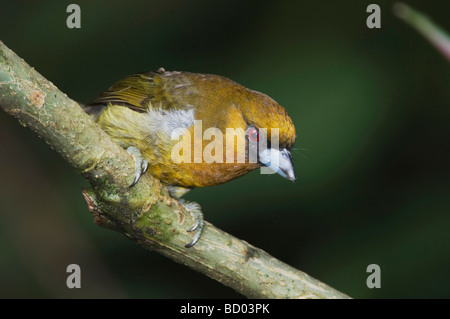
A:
85 72 160 113
85 70 199 118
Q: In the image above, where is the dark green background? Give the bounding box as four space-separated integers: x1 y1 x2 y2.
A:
0 0 449 298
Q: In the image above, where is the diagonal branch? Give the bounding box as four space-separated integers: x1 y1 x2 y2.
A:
0 40 350 299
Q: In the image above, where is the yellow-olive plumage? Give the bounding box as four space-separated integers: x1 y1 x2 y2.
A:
85 68 296 189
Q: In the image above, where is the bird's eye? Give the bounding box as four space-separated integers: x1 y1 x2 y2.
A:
247 128 259 142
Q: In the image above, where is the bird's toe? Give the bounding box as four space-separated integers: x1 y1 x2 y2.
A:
126 146 147 187
179 200 204 248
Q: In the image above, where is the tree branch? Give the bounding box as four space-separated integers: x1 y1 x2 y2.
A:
394 2 450 61
0 40 350 299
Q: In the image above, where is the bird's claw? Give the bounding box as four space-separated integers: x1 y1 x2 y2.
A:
187 221 200 232
127 146 148 187
179 200 204 248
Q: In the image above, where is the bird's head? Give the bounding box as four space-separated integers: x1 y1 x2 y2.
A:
186 73 297 184
237 88 296 181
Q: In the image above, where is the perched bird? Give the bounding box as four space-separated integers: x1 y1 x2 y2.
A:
84 68 296 247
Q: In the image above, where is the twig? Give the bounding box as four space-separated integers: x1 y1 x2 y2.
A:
394 2 450 61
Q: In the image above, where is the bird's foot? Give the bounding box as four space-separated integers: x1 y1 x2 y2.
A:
126 146 148 187
178 199 204 248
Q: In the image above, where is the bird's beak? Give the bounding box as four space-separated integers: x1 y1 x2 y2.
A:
258 148 296 181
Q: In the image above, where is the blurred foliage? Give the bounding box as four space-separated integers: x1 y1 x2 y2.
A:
0 0 449 298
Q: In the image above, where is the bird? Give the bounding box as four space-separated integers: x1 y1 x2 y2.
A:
84 68 296 247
